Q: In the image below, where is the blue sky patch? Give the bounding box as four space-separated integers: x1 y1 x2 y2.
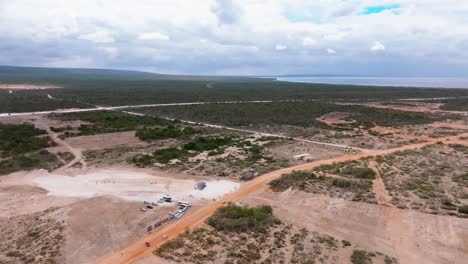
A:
362 4 401 15
283 8 322 23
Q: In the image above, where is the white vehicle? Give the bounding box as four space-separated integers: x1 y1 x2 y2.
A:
143 201 150 204
140 207 147 212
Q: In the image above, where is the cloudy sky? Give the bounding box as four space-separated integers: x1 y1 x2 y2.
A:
0 0 467 76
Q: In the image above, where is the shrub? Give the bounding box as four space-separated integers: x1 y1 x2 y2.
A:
136 125 199 141
351 250 372 264
0 123 50 156
269 171 318 191
341 166 376 179
183 137 234 152
153 148 187 164
207 204 278 233
458 205 468 214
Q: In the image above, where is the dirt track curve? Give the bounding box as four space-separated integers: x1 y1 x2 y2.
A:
95 132 468 264
46 128 87 171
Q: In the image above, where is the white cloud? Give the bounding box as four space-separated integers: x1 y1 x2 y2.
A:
138 32 170 41
327 48 336 54
370 41 385 51
98 46 118 58
302 37 317 46
275 44 287 51
79 30 115 43
0 0 467 76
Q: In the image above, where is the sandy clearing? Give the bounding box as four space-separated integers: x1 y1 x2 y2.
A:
62 131 150 151
0 83 62 90
33 169 240 202
0 170 80 217
246 191 468 264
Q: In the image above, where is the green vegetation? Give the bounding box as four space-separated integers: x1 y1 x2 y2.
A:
342 240 352 247
269 170 374 202
314 162 376 180
452 173 468 187
3 66 468 113
183 137 234 151
0 123 51 157
439 98 468 111
206 204 279 233
50 111 169 137
153 148 187 164
458 205 468 214
351 250 373 264
0 150 61 175
139 101 449 129
136 125 199 141
269 171 320 191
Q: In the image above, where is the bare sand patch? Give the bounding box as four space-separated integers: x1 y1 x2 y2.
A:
0 83 62 90
62 131 150 151
244 190 468 264
33 168 240 202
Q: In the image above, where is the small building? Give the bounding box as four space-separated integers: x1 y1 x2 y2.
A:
293 153 313 161
194 181 207 190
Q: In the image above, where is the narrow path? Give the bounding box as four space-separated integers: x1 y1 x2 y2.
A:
95 132 468 264
369 161 393 207
45 128 87 172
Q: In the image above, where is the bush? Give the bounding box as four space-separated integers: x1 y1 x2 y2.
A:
452 173 468 187
458 205 468 214
207 204 278 233
0 123 50 157
341 166 376 179
351 250 372 264
183 137 234 152
153 148 187 164
269 171 318 191
136 125 199 141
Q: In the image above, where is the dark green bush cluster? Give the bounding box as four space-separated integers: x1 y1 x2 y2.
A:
51 111 168 136
341 166 376 179
131 147 188 166
136 125 199 141
0 123 50 157
207 204 279 233
351 250 372 264
183 136 234 152
153 148 187 164
269 171 320 191
458 205 468 214
331 178 372 190
0 150 59 175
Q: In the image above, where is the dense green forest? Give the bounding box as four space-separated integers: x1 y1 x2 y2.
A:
2 66 468 113
138 101 452 128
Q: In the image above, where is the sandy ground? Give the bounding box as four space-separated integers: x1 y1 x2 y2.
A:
245 190 468 264
33 168 240 202
61 131 151 151
0 83 62 90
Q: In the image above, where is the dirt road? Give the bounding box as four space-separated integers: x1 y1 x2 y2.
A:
95 132 468 264
46 128 87 171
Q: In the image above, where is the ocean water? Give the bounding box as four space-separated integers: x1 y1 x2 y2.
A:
276 77 468 89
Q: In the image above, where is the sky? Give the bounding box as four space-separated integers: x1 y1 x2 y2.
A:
0 0 467 76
